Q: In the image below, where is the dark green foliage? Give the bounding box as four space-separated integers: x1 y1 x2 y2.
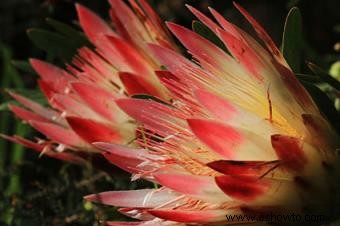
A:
307 62 340 91
0 158 140 226
45 18 92 48
26 16 92 62
303 82 340 133
0 42 31 225
11 60 36 75
27 27 90 62
281 7 303 73
296 73 321 83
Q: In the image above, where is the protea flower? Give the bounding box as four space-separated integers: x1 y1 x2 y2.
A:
83 3 339 226
3 1 340 225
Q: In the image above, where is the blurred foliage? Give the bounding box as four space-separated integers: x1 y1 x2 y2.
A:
281 7 303 73
0 0 339 225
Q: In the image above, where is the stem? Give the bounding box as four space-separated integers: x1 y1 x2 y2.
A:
5 122 28 196
0 42 13 191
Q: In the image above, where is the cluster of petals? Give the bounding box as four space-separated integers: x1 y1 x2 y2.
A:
3 0 340 225
3 0 175 164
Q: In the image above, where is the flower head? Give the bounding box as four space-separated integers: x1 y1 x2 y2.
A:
3 1 340 225
85 3 340 225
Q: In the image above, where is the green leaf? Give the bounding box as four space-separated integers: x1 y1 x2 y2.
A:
281 7 302 73
46 18 92 47
286 0 301 8
302 82 340 134
11 60 36 74
27 29 81 61
307 62 340 90
192 21 229 53
296 73 321 83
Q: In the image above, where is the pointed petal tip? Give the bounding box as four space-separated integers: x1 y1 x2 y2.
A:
271 134 307 171
165 21 179 32
0 133 10 140
118 72 163 97
28 58 40 65
232 3 251 19
75 3 96 20
207 6 214 11
185 4 197 13
166 21 190 36
8 104 49 123
75 3 93 20
66 116 121 143
187 118 242 158
84 192 113 204
29 58 54 74
29 58 46 73
6 89 15 96
75 2 87 12
233 1 241 8
76 2 114 44
83 194 94 201
164 21 172 26
83 193 99 202
92 141 113 150
233 2 249 15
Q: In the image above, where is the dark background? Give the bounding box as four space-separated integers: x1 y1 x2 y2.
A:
0 0 339 225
